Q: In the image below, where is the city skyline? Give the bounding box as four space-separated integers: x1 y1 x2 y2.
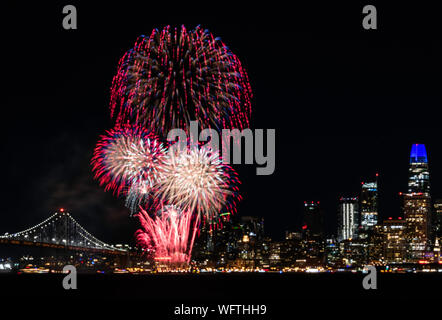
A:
3 3 442 244
2 3 442 311
2 135 442 243
2 143 440 270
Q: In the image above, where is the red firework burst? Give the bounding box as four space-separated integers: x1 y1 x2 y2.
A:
110 25 252 138
91 125 166 196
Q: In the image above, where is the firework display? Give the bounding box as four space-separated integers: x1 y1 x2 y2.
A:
135 205 197 264
91 125 166 196
91 25 249 265
110 25 252 137
155 145 240 223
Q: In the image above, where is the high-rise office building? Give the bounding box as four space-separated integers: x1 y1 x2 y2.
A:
433 199 442 239
338 197 359 241
382 217 406 264
404 193 431 260
301 201 325 266
360 175 378 229
302 201 324 239
236 216 265 267
408 144 430 194
403 144 432 261
240 216 265 240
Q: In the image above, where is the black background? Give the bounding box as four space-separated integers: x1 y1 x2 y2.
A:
1 1 442 315
2 2 442 245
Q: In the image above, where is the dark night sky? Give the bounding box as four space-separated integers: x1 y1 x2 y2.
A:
2 3 442 243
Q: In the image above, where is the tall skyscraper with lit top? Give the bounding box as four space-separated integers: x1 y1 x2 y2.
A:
403 143 432 261
360 174 378 229
408 144 430 194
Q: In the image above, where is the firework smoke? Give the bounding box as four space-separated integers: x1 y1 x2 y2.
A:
110 25 252 138
124 180 151 214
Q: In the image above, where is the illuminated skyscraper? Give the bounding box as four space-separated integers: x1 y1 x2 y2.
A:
338 197 359 241
404 194 431 260
382 217 406 264
360 175 378 229
403 143 432 261
408 144 430 194
433 199 442 239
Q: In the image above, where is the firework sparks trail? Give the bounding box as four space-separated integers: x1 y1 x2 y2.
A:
155 145 241 223
135 205 199 264
91 125 167 201
110 25 252 138
125 180 151 215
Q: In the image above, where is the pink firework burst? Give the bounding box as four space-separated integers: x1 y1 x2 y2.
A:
91 125 167 196
110 25 252 138
135 205 198 264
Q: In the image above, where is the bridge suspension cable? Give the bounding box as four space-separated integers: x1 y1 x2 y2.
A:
0 211 126 253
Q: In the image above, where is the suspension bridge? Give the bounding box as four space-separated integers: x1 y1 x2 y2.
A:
0 209 128 255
